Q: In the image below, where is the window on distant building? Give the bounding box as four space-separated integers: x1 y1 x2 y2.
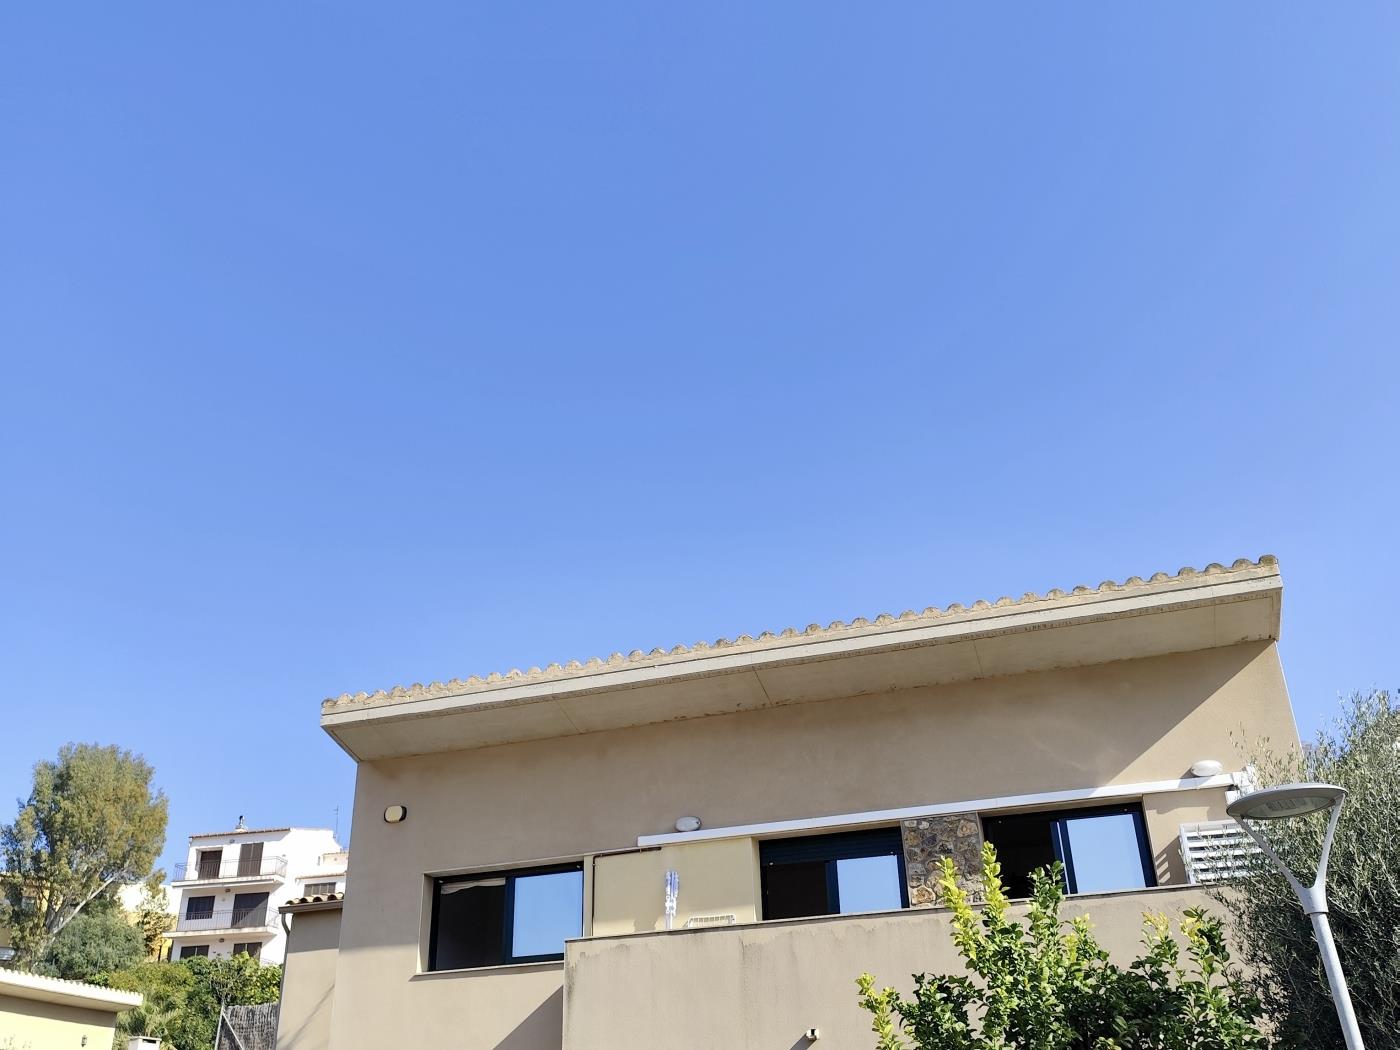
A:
179 944 210 959
304 881 337 896
185 896 215 921
232 942 261 960
981 802 1156 899
760 827 907 921
428 863 583 970
196 849 223 879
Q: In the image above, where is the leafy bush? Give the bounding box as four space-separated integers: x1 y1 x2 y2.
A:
37 909 144 980
1220 689 1400 1048
857 844 1265 1049
100 953 281 1050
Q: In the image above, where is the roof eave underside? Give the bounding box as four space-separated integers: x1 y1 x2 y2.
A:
322 562 1282 762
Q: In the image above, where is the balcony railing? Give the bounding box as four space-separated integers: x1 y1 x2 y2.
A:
175 907 278 933
173 856 288 882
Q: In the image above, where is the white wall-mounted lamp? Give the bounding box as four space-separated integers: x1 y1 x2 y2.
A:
674 815 701 833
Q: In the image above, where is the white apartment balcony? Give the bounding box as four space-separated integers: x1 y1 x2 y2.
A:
165 906 281 940
172 855 288 887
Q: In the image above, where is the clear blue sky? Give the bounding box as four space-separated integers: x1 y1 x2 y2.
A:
2 4 1397 877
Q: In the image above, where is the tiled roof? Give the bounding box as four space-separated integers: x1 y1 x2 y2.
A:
188 826 338 840
188 827 292 840
280 891 344 913
322 555 1279 714
0 968 143 1010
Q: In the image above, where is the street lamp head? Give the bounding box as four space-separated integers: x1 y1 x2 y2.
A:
1227 782 1346 822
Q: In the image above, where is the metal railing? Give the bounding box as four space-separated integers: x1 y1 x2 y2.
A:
174 856 288 881
176 907 278 933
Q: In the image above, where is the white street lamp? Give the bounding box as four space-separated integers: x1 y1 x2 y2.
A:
1227 783 1364 1050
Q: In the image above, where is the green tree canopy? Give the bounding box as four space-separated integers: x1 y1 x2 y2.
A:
135 883 175 959
1220 689 1400 1048
1 743 167 966
38 909 145 980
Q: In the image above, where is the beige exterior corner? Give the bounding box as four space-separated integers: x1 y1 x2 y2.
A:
0 969 140 1050
284 557 1300 1050
275 906 342 1050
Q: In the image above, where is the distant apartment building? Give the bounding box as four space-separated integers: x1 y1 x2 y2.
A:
276 555 1298 1050
166 823 344 965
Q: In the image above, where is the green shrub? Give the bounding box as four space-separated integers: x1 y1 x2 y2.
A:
857 844 1265 1049
100 953 281 1050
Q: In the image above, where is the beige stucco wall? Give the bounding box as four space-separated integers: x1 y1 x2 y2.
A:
1143 787 1232 884
276 908 342 1050
564 885 1218 1049
329 641 1295 1050
0 994 122 1050
592 838 762 936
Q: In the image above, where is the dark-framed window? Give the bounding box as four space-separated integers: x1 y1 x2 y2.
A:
179 944 210 959
185 895 215 920
428 862 583 971
760 827 907 920
197 849 223 879
981 802 1156 899
232 942 261 960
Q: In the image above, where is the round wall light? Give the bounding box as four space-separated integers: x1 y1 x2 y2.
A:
674 815 702 833
1190 759 1224 777
384 805 407 824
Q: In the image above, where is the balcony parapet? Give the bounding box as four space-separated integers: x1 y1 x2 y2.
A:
169 908 279 935
563 885 1217 1050
173 856 288 882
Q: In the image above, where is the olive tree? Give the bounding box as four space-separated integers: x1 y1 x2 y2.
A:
1220 689 1400 1049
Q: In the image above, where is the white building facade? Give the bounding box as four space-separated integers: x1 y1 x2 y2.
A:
165 825 345 965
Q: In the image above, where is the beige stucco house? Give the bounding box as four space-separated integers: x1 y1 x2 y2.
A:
0 968 141 1049
278 556 1297 1050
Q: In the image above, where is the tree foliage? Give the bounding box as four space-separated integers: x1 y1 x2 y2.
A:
101 954 281 1050
36 909 145 980
1220 689 1400 1048
0 743 167 966
135 883 175 959
857 844 1265 1049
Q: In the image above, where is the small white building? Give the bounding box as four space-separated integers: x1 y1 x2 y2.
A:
165 823 344 965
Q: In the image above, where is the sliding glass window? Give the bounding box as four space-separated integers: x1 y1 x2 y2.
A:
760 827 907 920
429 863 583 970
981 803 1155 899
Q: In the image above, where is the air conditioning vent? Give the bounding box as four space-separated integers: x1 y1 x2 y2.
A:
682 913 737 928
1179 820 1259 884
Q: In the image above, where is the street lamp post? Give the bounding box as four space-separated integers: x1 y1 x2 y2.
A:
1226 783 1364 1050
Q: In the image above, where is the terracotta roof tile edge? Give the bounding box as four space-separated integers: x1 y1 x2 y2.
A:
280 891 345 911
322 555 1279 715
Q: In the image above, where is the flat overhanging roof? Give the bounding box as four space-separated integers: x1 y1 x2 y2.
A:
322 557 1282 762
0 969 142 1013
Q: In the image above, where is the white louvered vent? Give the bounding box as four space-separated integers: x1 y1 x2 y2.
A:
1180 820 1260 884
682 913 737 928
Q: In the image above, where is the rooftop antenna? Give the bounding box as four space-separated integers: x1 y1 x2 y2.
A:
334 805 340 841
